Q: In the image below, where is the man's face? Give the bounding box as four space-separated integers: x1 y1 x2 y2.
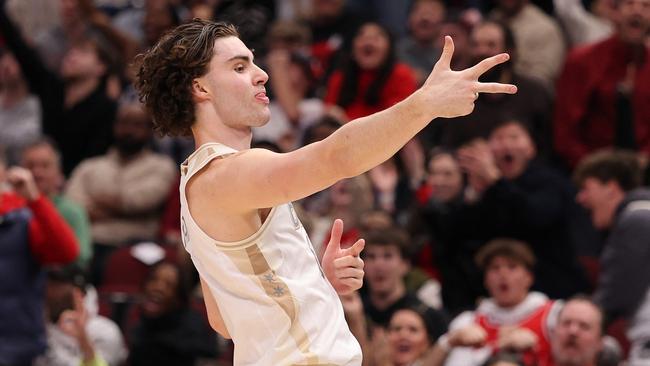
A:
576 178 618 230
22 145 62 196
489 122 536 180
113 106 152 155
198 37 270 130
470 23 506 61
617 0 650 44
408 1 445 43
60 42 105 80
364 245 408 295
427 153 463 203
552 300 602 366
484 256 532 308
470 22 510 82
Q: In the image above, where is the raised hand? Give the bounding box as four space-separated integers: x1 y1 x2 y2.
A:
57 288 89 340
6 167 40 201
458 140 501 193
448 324 488 348
322 219 365 295
498 326 539 351
419 36 517 119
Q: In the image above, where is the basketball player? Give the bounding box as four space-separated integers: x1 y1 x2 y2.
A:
135 19 516 366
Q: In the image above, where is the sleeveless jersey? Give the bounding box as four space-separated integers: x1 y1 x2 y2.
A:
179 143 362 366
476 301 556 366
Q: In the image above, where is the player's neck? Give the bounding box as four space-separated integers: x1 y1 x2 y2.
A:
370 283 406 311
193 106 253 151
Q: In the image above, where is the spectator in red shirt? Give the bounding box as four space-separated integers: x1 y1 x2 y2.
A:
554 0 650 168
324 21 418 120
0 148 78 365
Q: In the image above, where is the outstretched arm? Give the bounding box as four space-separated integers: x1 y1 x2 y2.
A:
199 37 517 213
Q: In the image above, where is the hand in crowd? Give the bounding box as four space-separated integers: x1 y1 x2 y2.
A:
370 327 392 366
57 288 97 362
7 167 40 201
368 161 399 194
418 36 516 119
448 324 488 348
497 325 539 351
322 219 365 295
458 140 501 194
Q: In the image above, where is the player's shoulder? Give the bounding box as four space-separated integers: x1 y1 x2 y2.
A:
190 148 276 189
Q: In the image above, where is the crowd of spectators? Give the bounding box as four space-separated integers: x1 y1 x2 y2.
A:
0 0 648 365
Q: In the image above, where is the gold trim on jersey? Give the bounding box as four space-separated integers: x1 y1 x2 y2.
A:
220 242 321 364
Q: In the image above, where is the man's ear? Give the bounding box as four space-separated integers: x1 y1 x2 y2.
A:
192 79 210 102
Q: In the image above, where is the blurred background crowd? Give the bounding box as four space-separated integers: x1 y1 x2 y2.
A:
0 0 649 365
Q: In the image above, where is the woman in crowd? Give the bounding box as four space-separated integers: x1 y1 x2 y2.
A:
324 21 417 120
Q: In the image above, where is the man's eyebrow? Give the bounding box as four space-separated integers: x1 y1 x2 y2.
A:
226 55 252 63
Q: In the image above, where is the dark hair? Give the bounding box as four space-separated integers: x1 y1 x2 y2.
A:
47 264 88 290
475 238 536 272
573 150 642 192
362 226 411 259
22 136 63 168
427 147 458 166
389 304 438 344
337 21 397 108
75 27 121 75
135 19 239 137
144 262 192 308
300 115 343 146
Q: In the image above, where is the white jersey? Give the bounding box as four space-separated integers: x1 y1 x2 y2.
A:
179 143 362 366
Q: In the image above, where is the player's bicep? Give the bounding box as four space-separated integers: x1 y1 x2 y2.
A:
200 277 230 339
215 142 343 211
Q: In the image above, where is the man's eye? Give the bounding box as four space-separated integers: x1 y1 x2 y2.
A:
235 65 245 72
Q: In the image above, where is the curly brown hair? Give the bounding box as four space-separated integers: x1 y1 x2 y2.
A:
134 19 239 136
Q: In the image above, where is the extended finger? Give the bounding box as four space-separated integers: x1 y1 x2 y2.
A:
467 53 509 78
435 36 455 70
475 82 517 94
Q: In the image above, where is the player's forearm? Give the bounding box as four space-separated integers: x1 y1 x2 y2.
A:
328 90 433 178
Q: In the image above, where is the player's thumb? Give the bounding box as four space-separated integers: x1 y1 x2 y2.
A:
435 36 454 70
